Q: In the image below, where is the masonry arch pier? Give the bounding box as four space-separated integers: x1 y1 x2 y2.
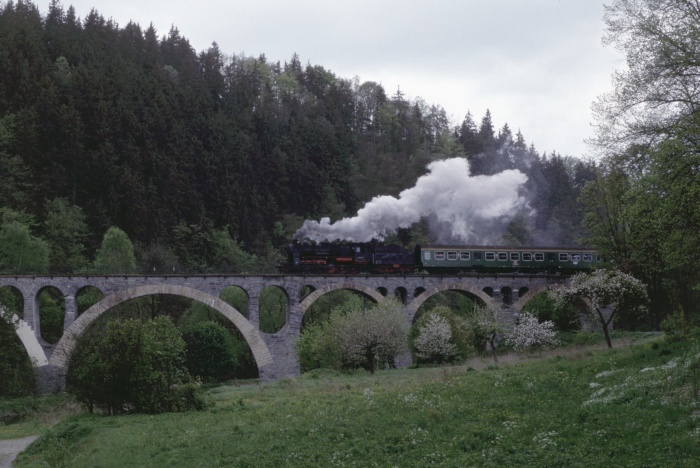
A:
0 273 571 393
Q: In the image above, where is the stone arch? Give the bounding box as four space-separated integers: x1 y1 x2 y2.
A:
49 284 273 374
259 285 288 334
394 287 408 304
76 285 104 317
407 283 495 322
298 282 386 316
35 285 66 344
513 284 564 312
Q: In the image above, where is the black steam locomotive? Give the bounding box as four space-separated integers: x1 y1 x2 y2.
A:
282 242 601 274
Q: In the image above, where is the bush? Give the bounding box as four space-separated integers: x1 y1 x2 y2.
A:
413 314 457 363
295 320 343 372
660 309 690 342
296 299 409 374
506 313 560 353
522 292 580 332
67 316 204 414
181 321 241 382
410 306 475 364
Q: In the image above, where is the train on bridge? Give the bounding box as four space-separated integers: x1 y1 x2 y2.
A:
281 242 601 275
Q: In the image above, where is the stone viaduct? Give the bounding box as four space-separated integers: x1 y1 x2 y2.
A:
0 273 571 393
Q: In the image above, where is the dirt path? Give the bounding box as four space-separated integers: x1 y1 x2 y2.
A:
0 435 39 468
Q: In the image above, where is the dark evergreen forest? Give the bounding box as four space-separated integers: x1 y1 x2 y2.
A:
1 0 595 274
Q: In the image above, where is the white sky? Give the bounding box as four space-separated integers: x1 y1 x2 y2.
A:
43 0 625 158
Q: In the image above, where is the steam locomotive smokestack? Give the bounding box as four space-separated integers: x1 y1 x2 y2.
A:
293 158 528 244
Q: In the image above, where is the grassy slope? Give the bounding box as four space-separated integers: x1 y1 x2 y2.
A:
10 334 700 467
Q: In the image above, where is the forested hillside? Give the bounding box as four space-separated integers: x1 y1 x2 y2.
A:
0 1 595 275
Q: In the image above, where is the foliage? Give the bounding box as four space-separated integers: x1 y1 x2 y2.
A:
37 287 64 344
181 321 242 382
592 0 700 152
302 290 365 329
67 317 204 414
0 1 593 275
412 314 458 363
333 299 409 373
410 306 475 364
43 198 88 273
463 304 503 360
522 291 580 332
0 213 49 274
585 0 700 323
0 305 35 397
557 269 649 347
76 287 103 316
660 309 691 342
506 313 560 353
259 287 286 333
296 299 408 373
93 226 136 274
295 319 344 372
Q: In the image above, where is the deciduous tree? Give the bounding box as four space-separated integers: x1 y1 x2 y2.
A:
94 226 136 274
592 0 700 153
556 269 649 347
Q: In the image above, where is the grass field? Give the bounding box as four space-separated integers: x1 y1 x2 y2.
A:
5 332 700 467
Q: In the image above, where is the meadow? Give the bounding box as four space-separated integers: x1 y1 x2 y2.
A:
4 332 700 467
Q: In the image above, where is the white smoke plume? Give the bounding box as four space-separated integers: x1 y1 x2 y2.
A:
294 158 529 244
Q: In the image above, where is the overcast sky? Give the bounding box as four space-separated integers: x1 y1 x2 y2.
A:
42 0 625 158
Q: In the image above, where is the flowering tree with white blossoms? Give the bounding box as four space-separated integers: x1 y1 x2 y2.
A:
335 299 409 373
413 314 458 363
556 269 648 348
506 313 559 353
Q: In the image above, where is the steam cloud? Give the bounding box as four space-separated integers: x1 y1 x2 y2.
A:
294 158 529 244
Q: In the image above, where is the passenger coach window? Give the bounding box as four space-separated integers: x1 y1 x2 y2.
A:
571 254 581 262
424 251 431 260
460 252 470 260
434 251 445 260
522 253 532 261
485 252 495 261
559 253 569 261
497 252 508 261
583 253 592 262
534 253 544 261
510 252 520 261
447 251 458 260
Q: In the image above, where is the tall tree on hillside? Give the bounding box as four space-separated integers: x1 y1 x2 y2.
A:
592 0 700 153
94 226 136 274
44 198 89 273
457 111 483 159
0 209 49 274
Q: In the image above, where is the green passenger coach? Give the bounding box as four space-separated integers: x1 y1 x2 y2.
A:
416 245 601 273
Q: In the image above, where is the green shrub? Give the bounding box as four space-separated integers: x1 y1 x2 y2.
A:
660 309 690 342
181 321 241 382
67 316 203 414
409 306 475 364
523 292 580 332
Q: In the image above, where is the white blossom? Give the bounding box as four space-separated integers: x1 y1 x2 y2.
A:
413 314 458 362
507 313 560 352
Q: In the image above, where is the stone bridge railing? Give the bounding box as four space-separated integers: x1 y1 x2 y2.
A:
0 273 570 393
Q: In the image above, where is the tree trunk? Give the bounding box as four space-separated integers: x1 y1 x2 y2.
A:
489 333 499 363
601 321 613 348
597 307 615 348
